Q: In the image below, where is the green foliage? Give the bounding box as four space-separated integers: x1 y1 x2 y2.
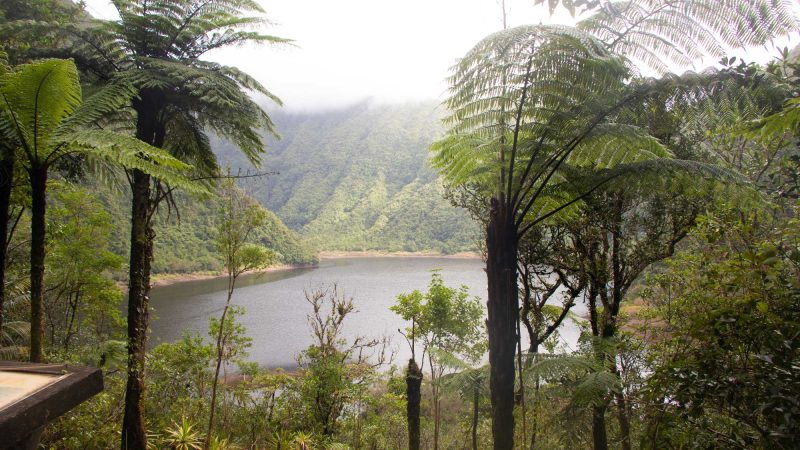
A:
214 102 479 254
146 333 214 430
298 285 385 437
216 177 277 276
86 177 317 274
208 306 252 370
162 417 202 450
44 182 124 353
0 59 195 183
641 209 800 448
393 271 485 366
535 0 799 74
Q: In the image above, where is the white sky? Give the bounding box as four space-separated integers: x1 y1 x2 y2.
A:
82 0 797 111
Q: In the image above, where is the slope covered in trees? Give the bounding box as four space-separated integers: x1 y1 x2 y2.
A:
214 101 479 253
93 184 318 274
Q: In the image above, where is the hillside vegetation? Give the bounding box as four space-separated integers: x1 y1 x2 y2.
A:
94 184 318 274
214 101 480 253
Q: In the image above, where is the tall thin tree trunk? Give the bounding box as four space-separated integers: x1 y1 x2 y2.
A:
586 277 609 450
406 358 422 450
486 198 518 450
592 405 609 450
28 165 47 362
0 150 13 332
472 381 480 450
517 313 527 445
429 355 440 450
122 168 151 450
122 93 165 450
529 374 540 450
615 389 632 450
206 284 234 449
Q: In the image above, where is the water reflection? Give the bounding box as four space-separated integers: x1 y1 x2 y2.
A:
149 257 583 369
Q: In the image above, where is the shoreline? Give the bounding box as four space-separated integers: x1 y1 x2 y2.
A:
148 251 482 288
319 250 481 259
149 263 316 288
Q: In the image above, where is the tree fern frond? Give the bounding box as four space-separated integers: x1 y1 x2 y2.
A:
575 0 800 73
566 123 672 168
57 78 138 136
0 59 81 158
570 370 621 406
164 111 218 177
525 353 603 380
67 129 207 194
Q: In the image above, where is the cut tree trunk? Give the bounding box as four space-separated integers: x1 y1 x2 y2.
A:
28 165 47 363
121 169 151 450
406 358 422 450
486 198 518 450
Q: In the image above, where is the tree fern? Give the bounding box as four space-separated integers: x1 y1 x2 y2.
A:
2 2 289 446
535 0 800 73
0 58 197 363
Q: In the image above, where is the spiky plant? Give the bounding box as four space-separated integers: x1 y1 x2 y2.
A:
208 436 238 450
267 429 293 450
2 2 287 447
292 432 315 450
0 320 29 360
162 417 202 450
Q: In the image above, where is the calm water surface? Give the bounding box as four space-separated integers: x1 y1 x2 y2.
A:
149 257 582 369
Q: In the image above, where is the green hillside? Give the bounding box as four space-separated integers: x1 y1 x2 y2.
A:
214 101 479 253
93 184 318 275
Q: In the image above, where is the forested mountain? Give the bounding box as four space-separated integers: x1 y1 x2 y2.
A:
213 101 479 253
91 184 318 274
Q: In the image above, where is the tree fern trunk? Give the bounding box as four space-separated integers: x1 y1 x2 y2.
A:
28 165 47 362
0 150 13 333
486 198 518 450
406 358 422 450
122 168 151 450
592 404 608 450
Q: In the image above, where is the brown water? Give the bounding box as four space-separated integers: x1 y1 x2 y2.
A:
149 257 582 369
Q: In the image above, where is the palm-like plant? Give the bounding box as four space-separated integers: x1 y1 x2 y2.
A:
4 2 287 447
162 417 202 450
0 58 193 363
432 3 798 448
432 25 645 450
443 366 489 450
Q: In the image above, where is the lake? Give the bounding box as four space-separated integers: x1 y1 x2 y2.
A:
149 257 583 369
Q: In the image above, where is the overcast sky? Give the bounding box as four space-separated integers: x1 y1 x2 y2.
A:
82 0 796 111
